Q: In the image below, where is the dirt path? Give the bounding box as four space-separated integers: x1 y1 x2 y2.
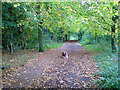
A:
2 42 99 88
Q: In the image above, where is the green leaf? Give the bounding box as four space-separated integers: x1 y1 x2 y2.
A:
110 2 114 7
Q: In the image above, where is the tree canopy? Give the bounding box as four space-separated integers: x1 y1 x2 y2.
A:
2 1 119 53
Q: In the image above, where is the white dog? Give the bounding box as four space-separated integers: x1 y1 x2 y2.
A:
62 51 68 59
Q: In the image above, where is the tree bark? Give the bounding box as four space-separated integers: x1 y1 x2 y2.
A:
78 32 83 41
21 25 25 50
7 30 13 54
63 36 65 42
38 25 44 52
95 29 97 44
35 4 44 52
111 15 118 52
65 35 68 41
51 33 54 40
111 24 116 52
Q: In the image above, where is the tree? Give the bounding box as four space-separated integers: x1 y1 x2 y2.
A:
2 2 119 54
2 2 25 54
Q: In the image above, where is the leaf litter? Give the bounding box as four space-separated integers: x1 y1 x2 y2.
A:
2 42 99 88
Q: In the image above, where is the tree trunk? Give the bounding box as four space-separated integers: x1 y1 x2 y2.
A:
111 24 116 52
118 1 120 49
51 33 54 40
78 34 81 41
35 5 44 52
68 35 70 41
111 15 118 52
95 29 97 44
57 34 62 42
63 36 65 42
38 25 44 52
65 35 68 41
21 40 26 50
7 30 13 54
21 25 25 50
78 32 82 41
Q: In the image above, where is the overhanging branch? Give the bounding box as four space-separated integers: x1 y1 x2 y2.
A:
101 16 112 26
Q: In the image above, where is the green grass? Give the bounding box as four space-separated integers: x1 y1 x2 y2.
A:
43 41 63 49
79 40 111 53
33 39 63 50
79 38 119 88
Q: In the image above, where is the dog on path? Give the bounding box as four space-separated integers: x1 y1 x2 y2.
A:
62 51 68 59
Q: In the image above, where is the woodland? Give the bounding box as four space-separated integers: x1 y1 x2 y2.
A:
1 1 120 88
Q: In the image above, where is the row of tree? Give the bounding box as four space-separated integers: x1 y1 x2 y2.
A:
2 1 119 54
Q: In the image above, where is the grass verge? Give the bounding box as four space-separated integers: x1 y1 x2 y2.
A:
79 40 119 88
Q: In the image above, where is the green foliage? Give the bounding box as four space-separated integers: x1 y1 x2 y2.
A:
2 2 118 52
94 54 118 88
79 34 112 52
43 35 63 49
1 2 119 88
93 52 118 62
80 34 119 88
43 41 63 49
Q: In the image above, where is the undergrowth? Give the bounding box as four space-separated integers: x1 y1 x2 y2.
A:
26 34 63 50
2 51 35 70
30 34 63 50
2 39 63 70
43 40 63 49
79 35 119 88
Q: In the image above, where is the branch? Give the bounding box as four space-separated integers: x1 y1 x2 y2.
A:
88 19 110 31
101 16 112 26
101 26 110 31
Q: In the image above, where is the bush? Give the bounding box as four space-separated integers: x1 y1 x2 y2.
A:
95 58 119 88
92 52 118 88
79 35 119 88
